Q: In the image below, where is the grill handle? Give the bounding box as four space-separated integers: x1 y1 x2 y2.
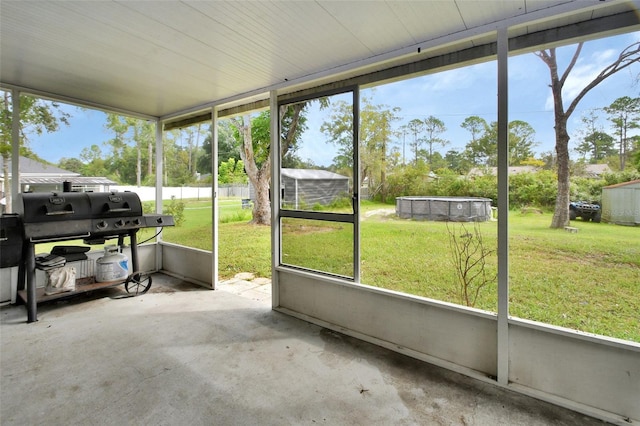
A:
45 210 75 216
29 233 91 243
107 207 132 213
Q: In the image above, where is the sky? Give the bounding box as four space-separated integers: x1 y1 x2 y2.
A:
26 31 640 168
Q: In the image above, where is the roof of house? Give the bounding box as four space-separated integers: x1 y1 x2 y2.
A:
583 164 612 177
468 166 539 177
0 156 78 177
0 156 115 185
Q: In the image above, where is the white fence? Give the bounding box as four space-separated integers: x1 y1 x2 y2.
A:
111 184 249 201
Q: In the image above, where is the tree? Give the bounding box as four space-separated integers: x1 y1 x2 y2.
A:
604 96 640 170
508 120 537 165
406 118 425 164
180 123 205 178
58 157 84 174
359 98 400 200
461 117 536 167
320 97 400 200
535 41 640 228
461 116 498 166
80 145 109 178
162 130 193 186
319 101 353 173
460 116 487 165
634 138 640 172
576 131 616 163
104 114 154 186
445 149 472 174
198 120 240 175
218 158 247 184
575 110 616 163
230 104 307 225
423 115 448 167
396 124 410 165
1 92 70 212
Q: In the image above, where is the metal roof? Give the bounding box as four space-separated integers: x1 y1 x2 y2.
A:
603 179 640 189
282 168 349 181
1 1 638 121
19 177 117 186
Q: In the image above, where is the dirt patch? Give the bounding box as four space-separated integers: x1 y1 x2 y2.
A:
363 208 396 220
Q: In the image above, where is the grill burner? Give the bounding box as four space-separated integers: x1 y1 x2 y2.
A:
16 191 174 322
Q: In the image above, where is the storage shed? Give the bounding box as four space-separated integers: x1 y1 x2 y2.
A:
281 168 350 209
601 179 640 226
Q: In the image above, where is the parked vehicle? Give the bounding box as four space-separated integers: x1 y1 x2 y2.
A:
569 201 601 222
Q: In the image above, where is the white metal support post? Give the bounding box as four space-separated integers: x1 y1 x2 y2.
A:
155 121 163 215
352 88 361 283
11 89 20 213
211 106 219 289
155 120 164 270
496 27 510 386
270 90 280 308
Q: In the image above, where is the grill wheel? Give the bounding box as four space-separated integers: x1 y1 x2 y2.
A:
125 272 152 295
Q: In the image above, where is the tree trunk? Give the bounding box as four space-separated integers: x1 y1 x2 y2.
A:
252 168 271 225
234 115 271 225
551 121 571 228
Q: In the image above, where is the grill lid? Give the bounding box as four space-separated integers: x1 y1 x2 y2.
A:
89 192 143 217
18 192 92 223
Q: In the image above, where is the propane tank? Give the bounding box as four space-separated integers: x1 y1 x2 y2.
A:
96 245 129 282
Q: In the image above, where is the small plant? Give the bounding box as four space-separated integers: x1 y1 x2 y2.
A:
446 221 496 307
141 198 184 226
164 196 185 226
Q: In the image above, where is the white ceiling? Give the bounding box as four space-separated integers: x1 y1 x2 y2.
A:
0 1 637 120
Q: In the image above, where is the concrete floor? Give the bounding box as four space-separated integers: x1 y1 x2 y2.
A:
1 274 606 426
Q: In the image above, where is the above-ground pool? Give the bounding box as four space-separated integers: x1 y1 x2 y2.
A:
396 196 493 222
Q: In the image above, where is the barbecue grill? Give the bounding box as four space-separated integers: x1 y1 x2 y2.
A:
16 191 174 322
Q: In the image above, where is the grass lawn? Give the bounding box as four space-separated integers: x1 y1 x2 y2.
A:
48 198 639 342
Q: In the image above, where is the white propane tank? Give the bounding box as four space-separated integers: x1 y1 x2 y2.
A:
96 245 129 282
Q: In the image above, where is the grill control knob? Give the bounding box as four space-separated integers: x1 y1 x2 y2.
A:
115 219 125 228
156 218 164 224
97 221 108 230
133 218 142 226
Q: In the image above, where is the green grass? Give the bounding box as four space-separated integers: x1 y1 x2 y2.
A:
507 212 639 341
44 198 639 342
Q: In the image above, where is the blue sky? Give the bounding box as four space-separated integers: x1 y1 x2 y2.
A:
29 31 640 168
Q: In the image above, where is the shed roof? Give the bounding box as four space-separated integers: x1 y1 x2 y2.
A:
282 169 349 181
602 179 640 189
